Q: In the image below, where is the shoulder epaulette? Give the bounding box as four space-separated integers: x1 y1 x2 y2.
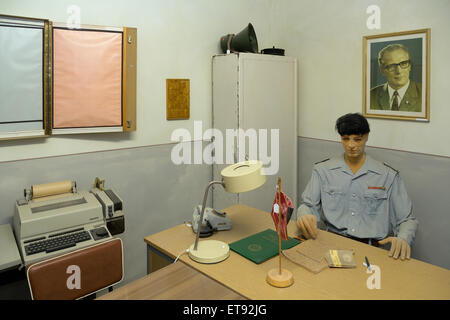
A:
314 158 330 165
383 162 399 173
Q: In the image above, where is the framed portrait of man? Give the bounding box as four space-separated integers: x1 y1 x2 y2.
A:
363 29 430 121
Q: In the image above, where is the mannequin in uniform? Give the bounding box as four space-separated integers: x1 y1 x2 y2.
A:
296 113 418 260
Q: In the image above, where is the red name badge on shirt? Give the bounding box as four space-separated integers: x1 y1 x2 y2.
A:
368 186 385 190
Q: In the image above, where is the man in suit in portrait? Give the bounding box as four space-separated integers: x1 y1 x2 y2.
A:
370 44 422 112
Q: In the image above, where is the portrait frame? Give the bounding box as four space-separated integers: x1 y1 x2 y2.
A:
363 29 430 121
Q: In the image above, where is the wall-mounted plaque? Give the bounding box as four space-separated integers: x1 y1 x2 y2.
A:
166 79 190 120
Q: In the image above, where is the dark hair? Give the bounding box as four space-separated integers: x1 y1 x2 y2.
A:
335 113 370 136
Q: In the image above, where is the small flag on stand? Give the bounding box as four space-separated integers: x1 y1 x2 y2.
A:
266 177 295 288
270 180 294 240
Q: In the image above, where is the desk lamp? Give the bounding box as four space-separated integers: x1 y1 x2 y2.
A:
189 160 266 264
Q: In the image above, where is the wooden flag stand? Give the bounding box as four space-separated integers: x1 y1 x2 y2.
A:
266 178 294 288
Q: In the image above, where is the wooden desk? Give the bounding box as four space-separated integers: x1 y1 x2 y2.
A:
144 204 450 300
98 261 245 300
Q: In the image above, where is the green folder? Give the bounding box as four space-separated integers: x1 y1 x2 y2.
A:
229 228 301 264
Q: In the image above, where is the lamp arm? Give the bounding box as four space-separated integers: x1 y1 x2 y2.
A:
193 180 225 251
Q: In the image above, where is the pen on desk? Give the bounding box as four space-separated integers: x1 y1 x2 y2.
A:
365 256 371 271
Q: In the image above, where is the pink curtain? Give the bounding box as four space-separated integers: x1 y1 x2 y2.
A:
53 28 122 128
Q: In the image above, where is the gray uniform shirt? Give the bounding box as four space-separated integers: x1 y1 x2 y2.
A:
297 154 418 245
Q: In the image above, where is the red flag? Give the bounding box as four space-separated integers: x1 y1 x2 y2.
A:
270 187 294 240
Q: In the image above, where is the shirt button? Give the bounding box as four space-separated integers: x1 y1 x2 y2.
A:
351 212 355 216
352 229 355 232
352 193 356 197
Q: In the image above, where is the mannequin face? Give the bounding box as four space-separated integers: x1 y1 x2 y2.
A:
341 133 369 160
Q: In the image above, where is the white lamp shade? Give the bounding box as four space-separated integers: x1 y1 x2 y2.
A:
221 160 266 193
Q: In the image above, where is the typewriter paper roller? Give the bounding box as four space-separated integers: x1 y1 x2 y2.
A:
32 180 74 199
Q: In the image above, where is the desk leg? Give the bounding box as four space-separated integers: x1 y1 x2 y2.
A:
147 244 174 274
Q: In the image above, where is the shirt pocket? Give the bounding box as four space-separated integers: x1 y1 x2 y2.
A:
364 190 388 215
322 185 344 211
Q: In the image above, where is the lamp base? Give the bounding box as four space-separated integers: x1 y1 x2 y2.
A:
189 240 230 264
266 268 294 288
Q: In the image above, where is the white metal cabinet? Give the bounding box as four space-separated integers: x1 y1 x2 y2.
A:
212 53 297 213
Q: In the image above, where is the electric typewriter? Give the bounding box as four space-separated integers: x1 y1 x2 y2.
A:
13 180 124 266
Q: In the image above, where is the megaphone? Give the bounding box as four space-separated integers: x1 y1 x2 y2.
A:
220 23 258 54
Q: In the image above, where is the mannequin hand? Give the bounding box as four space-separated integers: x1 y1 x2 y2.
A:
296 214 317 239
378 237 411 260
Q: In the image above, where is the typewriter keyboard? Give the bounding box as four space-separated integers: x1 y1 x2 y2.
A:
24 228 92 256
